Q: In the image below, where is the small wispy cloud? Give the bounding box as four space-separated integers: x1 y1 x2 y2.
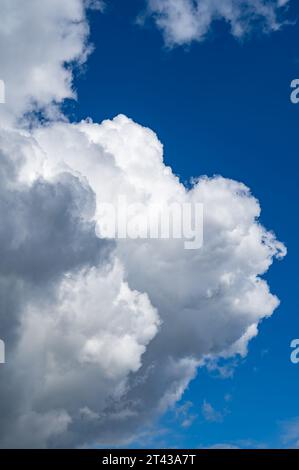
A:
201 400 226 423
280 417 299 448
144 0 291 47
175 401 198 428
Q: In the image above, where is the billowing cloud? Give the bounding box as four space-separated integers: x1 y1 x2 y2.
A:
144 0 290 46
3 114 280 447
0 113 286 448
0 0 287 448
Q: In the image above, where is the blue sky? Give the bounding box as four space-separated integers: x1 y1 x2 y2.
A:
66 1 299 448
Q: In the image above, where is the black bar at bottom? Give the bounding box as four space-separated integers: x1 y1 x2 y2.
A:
0 449 298 466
